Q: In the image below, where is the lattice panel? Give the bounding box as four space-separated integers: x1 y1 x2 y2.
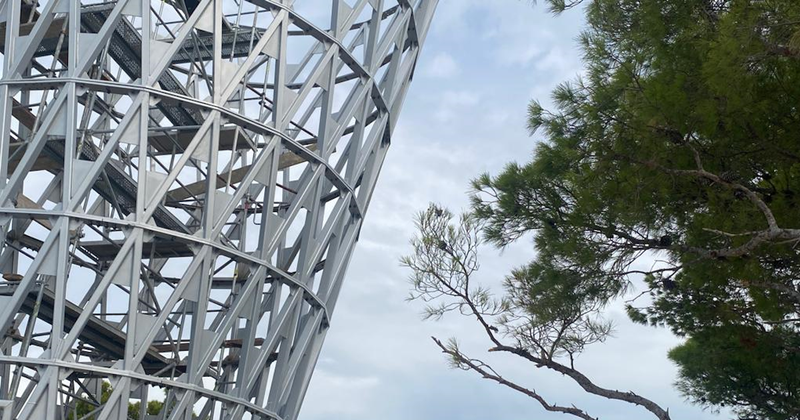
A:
0 0 437 418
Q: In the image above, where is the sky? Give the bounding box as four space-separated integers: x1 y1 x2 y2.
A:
302 1 726 420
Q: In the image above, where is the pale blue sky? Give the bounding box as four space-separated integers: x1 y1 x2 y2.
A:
302 2 725 420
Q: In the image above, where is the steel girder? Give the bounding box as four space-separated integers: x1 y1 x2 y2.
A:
0 0 437 419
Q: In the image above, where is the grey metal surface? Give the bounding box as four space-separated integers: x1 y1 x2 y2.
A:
0 0 438 418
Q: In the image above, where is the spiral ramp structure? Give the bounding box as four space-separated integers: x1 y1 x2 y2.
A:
0 0 438 418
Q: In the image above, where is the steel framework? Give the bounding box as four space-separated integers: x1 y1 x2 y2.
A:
0 0 437 418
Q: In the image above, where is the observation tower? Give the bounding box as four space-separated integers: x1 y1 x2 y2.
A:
0 0 437 418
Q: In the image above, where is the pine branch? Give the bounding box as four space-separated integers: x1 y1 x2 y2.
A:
432 337 598 420
489 344 672 420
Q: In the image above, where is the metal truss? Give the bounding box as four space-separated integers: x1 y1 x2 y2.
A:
0 0 437 418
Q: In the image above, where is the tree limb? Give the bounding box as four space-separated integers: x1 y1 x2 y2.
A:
432 337 598 420
489 344 672 420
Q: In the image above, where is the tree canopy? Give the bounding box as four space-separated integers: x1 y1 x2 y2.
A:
406 1 800 419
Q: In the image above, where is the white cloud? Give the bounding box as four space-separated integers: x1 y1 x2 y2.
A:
441 90 480 107
301 371 381 418
423 52 461 78
535 46 583 75
434 90 480 122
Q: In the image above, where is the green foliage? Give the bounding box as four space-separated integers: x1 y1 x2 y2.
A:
403 203 614 366
469 0 800 418
127 399 165 419
69 381 112 420
68 381 166 420
669 326 800 419
401 205 505 321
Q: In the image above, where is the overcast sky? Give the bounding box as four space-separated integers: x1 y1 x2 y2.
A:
302 1 726 420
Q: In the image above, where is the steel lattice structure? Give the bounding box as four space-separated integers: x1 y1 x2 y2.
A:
0 0 437 418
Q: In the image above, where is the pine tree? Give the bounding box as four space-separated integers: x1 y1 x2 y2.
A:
406 1 800 419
